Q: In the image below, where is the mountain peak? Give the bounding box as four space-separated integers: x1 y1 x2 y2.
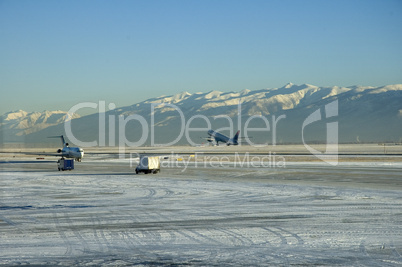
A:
240 89 251 95
167 91 191 103
204 90 223 99
0 110 81 139
2 110 28 121
283 82 294 89
174 91 191 99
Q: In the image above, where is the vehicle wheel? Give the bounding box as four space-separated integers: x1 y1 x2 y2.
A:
136 170 138 174
58 168 60 171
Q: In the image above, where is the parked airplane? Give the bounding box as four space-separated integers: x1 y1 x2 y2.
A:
47 135 84 161
207 129 240 146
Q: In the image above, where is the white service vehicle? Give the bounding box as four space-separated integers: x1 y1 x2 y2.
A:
135 156 160 174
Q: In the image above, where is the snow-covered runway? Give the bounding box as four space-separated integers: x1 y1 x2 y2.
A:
1 158 401 266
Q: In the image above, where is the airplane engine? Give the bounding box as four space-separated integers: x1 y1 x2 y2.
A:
57 149 62 153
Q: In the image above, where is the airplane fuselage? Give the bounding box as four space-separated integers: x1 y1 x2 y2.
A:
61 147 84 161
207 129 239 145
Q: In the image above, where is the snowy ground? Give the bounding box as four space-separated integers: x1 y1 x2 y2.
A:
1 155 402 266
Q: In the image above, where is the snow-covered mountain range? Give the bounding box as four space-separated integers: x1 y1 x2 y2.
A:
0 110 80 143
1 83 401 145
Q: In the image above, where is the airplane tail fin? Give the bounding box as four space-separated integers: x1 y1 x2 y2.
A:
48 135 68 147
233 130 240 143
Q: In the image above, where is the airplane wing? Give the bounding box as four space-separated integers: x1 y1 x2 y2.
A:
18 152 68 157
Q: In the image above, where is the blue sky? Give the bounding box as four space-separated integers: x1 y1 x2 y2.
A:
1 0 401 115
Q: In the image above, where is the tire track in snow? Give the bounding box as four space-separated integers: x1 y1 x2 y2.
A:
63 211 90 254
276 227 304 245
52 212 72 256
262 227 287 245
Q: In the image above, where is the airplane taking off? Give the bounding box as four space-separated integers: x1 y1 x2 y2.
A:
47 135 84 161
207 129 240 146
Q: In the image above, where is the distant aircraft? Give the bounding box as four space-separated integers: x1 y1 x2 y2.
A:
47 135 84 161
207 129 240 146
